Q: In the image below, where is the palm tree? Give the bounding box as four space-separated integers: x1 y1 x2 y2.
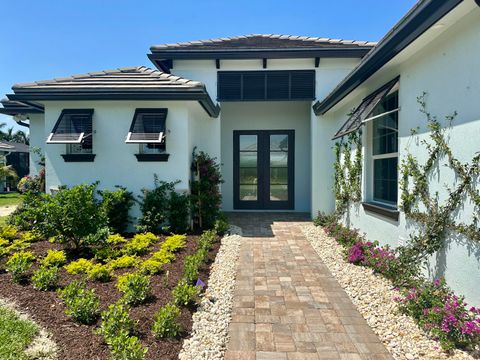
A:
0 126 29 144
13 130 29 145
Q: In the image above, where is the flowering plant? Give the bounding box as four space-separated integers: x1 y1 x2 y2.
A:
397 279 480 350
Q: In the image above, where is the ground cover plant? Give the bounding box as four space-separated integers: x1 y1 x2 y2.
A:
0 304 38 358
0 223 222 360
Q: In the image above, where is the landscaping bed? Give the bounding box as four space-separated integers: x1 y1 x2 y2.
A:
0 232 221 360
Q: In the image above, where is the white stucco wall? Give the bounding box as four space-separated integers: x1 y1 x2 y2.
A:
220 101 311 212
28 113 45 176
317 6 480 305
41 100 204 221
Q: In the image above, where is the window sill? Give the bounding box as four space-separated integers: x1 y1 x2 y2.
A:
135 153 170 162
362 202 399 221
61 154 96 162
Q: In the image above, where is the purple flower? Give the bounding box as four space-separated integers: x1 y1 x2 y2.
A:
195 278 205 289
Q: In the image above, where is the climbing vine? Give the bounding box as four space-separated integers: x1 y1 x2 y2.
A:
333 131 362 216
399 93 480 263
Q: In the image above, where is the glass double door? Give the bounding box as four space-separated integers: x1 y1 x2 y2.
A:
233 130 294 210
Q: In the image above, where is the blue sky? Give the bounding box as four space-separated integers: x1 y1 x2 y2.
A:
0 0 417 132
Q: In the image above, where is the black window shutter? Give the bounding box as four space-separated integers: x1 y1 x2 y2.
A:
218 73 242 100
243 73 266 100
290 71 315 100
266 72 290 100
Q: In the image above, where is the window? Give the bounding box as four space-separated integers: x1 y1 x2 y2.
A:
217 70 315 101
126 109 167 145
370 91 399 206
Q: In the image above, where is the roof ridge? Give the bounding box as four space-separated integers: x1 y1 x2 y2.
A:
150 34 377 50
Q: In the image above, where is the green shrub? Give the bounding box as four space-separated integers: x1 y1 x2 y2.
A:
151 248 175 264
99 186 135 234
183 252 202 284
190 151 223 230
107 255 139 270
88 264 113 282
109 331 147 360
65 258 94 275
214 213 229 235
97 301 136 344
93 247 121 262
6 251 35 282
137 177 177 233
138 259 163 275
313 211 338 227
168 191 190 234
0 225 18 240
32 266 59 290
107 234 128 245
37 183 109 251
7 192 48 231
117 272 152 306
172 280 199 306
161 234 186 253
123 233 158 255
5 239 31 253
58 281 100 324
41 249 67 268
21 231 41 243
151 302 181 338
198 230 217 252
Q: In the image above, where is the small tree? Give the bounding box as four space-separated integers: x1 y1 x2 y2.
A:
39 183 109 251
190 150 223 230
99 186 135 234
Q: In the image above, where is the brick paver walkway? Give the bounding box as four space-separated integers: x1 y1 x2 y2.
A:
225 213 392 360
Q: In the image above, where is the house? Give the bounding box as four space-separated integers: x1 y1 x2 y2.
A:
0 141 29 191
0 0 479 304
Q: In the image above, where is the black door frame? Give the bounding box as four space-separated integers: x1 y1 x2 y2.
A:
233 129 295 210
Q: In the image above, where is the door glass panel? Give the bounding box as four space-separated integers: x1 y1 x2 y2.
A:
269 134 289 201
239 135 258 201
270 134 288 151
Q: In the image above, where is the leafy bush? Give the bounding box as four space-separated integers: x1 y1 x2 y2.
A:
117 272 152 306
97 301 137 344
93 247 121 262
0 225 18 240
4 239 31 253
107 234 128 245
313 211 338 227
123 233 158 255
58 281 100 324
41 249 67 268
32 266 59 291
6 251 35 283
7 192 48 231
138 259 164 275
183 252 202 284
109 331 147 360
214 213 229 235
168 191 190 234
21 231 40 243
88 264 113 282
172 280 199 306
38 183 109 251
108 255 139 270
151 302 181 338
190 151 223 230
65 258 94 275
151 248 175 264
137 178 177 233
198 230 216 252
99 186 135 234
161 234 186 253
397 279 480 351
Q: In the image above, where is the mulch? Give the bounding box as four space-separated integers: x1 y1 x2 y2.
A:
0 234 221 360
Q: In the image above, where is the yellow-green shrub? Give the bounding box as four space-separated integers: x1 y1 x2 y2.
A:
123 233 158 255
151 248 175 264
107 233 128 245
160 234 186 253
65 258 94 275
21 231 40 243
6 251 35 282
107 255 139 270
6 239 31 253
0 238 9 248
0 225 18 240
117 272 152 305
139 259 163 275
41 249 67 268
88 264 113 282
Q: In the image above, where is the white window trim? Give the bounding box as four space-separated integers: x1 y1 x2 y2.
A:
125 131 164 143
362 107 400 124
371 152 399 207
47 132 85 144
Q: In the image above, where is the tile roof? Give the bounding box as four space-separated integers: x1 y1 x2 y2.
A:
12 66 203 91
0 141 29 153
150 34 377 51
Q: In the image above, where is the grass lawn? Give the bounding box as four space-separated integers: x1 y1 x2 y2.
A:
0 193 23 207
0 217 7 226
0 305 38 359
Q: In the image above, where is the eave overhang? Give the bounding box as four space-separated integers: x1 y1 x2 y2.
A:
313 0 463 116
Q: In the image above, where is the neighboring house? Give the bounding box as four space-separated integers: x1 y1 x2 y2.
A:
0 141 29 191
0 0 479 304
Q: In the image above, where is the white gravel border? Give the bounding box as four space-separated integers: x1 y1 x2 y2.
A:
179 227 242 360
302 224 477 360
0 298 57 359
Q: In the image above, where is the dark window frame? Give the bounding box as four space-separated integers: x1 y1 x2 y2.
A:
218 70 315 101
47 108 94 145
126 108 167 144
